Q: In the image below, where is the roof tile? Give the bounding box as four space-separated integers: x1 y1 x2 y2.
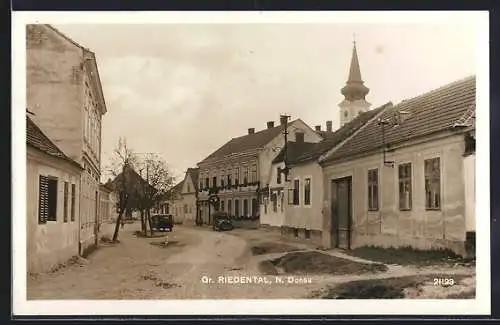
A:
323 76 476 163
200 120 299 163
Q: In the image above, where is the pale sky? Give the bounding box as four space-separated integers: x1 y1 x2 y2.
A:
54 23 477 181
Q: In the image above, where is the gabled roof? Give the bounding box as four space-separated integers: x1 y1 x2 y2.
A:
110 165 156 194
165 181 184 199
26 115 82 168
272 103 391 166
186 167 199 190
199 119 301 163
272 141 317 164
322 75 476 164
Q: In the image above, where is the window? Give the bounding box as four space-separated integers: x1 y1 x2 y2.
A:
295 132 304 143
63 182 69 222
227 200 232 215
205 177 209 188
293 228 299 238
398 163 412 210
304 178 311 205
227 172 232 186
70 184 76 221
212 176 217 187
251 164 257 182
293 179 300 205
425 157 441 210
38 176 58 223
243 199 248 216
344 111 348 118
271 193 277 212
243 166 249 184
305 229 311 239
184 204 188 214
187 183 191 192
234 167 240 185
234 200 240 216
280 191 284 212
220 200 225 212
368 169 379 211
464 133 475 156
277 167 282 184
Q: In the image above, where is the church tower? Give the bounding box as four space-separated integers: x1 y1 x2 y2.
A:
339 38 371 127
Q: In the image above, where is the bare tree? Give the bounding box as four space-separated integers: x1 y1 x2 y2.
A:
136 154 175 236
107 138 139 242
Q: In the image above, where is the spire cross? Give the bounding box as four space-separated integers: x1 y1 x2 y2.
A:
353 33 357 45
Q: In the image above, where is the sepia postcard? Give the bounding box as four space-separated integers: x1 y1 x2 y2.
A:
12 10 490 316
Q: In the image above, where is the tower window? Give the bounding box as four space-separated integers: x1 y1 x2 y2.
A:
344 111 348 118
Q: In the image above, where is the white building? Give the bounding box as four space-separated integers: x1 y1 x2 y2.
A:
26 115 83 274
26 24 108 255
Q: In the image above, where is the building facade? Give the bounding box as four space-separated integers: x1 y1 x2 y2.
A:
197 118 322 225
26 116 83 274
180 168 199 225
320 76 476 256
98 183 116 225
266 106 390 245
26 24 108 255
339 40 371 128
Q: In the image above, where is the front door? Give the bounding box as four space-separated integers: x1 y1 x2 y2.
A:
331 176 352 249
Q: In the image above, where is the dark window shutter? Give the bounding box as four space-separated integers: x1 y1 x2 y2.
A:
38 176 49 224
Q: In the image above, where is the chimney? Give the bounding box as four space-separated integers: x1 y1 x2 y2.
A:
326 121 332 132
295 132 305 143
315 125 321 132
267 121 275 129
248 128 255 135
280 116 288 125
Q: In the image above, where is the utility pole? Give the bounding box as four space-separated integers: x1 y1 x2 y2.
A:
280 114 291 181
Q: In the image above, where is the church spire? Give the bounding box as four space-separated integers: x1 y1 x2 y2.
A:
341 37 369 101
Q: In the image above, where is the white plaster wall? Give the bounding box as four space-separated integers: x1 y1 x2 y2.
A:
27 151 81 274
321 134 467 252
26 25 85 163
463 154 476 232
286 162 323 230
260 162 286 227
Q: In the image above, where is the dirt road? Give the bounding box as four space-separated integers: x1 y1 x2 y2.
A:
27 223 475 299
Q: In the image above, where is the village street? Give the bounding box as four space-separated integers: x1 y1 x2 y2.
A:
27 222 476 300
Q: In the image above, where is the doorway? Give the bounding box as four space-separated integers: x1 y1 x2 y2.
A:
330 176 352 250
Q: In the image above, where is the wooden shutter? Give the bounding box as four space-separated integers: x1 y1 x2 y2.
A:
38 176 49 224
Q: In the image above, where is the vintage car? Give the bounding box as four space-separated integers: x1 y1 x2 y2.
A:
151 214 174 232
212 211 234 231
